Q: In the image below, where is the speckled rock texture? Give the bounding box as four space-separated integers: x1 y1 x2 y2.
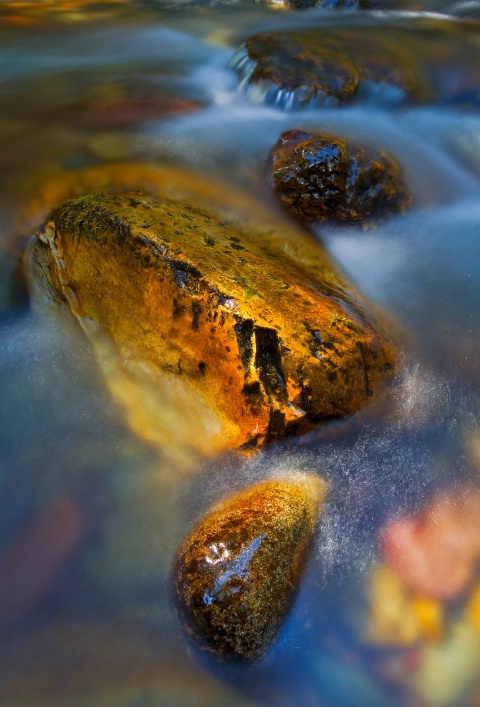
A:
173 475 327 660
30 191 395 454
270 130 410 224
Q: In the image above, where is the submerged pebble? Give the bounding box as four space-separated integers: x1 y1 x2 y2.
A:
173 474 327 660
52 94 202 131
412 617 480 707
28 188 395 458
269 130 410 224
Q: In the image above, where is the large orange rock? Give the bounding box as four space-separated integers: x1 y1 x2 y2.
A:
29 187 395 457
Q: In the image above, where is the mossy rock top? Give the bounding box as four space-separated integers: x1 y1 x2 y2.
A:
31 191 395 455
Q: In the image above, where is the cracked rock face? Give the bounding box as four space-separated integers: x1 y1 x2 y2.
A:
28 192 395 456
173 474 327 660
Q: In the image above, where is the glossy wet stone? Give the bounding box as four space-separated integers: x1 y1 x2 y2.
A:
412 616 480 707
270 130 410 224
29 189 395 457
173 475 327 660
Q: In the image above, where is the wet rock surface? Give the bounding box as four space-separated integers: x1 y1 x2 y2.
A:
233 29 424 109
232 23 480 109
173 475 327 660
29 190 395 456
4 4 480 706
236 32 360 108
269 130 410 224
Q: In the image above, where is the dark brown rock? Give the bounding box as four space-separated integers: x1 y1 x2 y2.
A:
173 474 327 660
231 28 429 109
236 32 360 108
288 0 369 9
269 130 411 224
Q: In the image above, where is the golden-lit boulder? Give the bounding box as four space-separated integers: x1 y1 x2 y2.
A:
29 188 394 457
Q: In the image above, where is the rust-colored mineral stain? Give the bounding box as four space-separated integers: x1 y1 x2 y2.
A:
31 191 395 454
173 474 327 660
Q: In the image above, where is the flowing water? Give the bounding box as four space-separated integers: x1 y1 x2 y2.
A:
2 1 480 705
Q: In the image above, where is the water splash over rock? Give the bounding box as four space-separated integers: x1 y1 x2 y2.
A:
230 28 422 110
230 22 480 111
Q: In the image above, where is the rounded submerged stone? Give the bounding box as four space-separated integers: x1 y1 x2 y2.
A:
28 190 395 457
269 130 411 224
173 474 327 660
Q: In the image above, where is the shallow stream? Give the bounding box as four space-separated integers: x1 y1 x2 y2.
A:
2 2 480 705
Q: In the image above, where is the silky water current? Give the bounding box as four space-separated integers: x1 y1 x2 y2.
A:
2 2 480 705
